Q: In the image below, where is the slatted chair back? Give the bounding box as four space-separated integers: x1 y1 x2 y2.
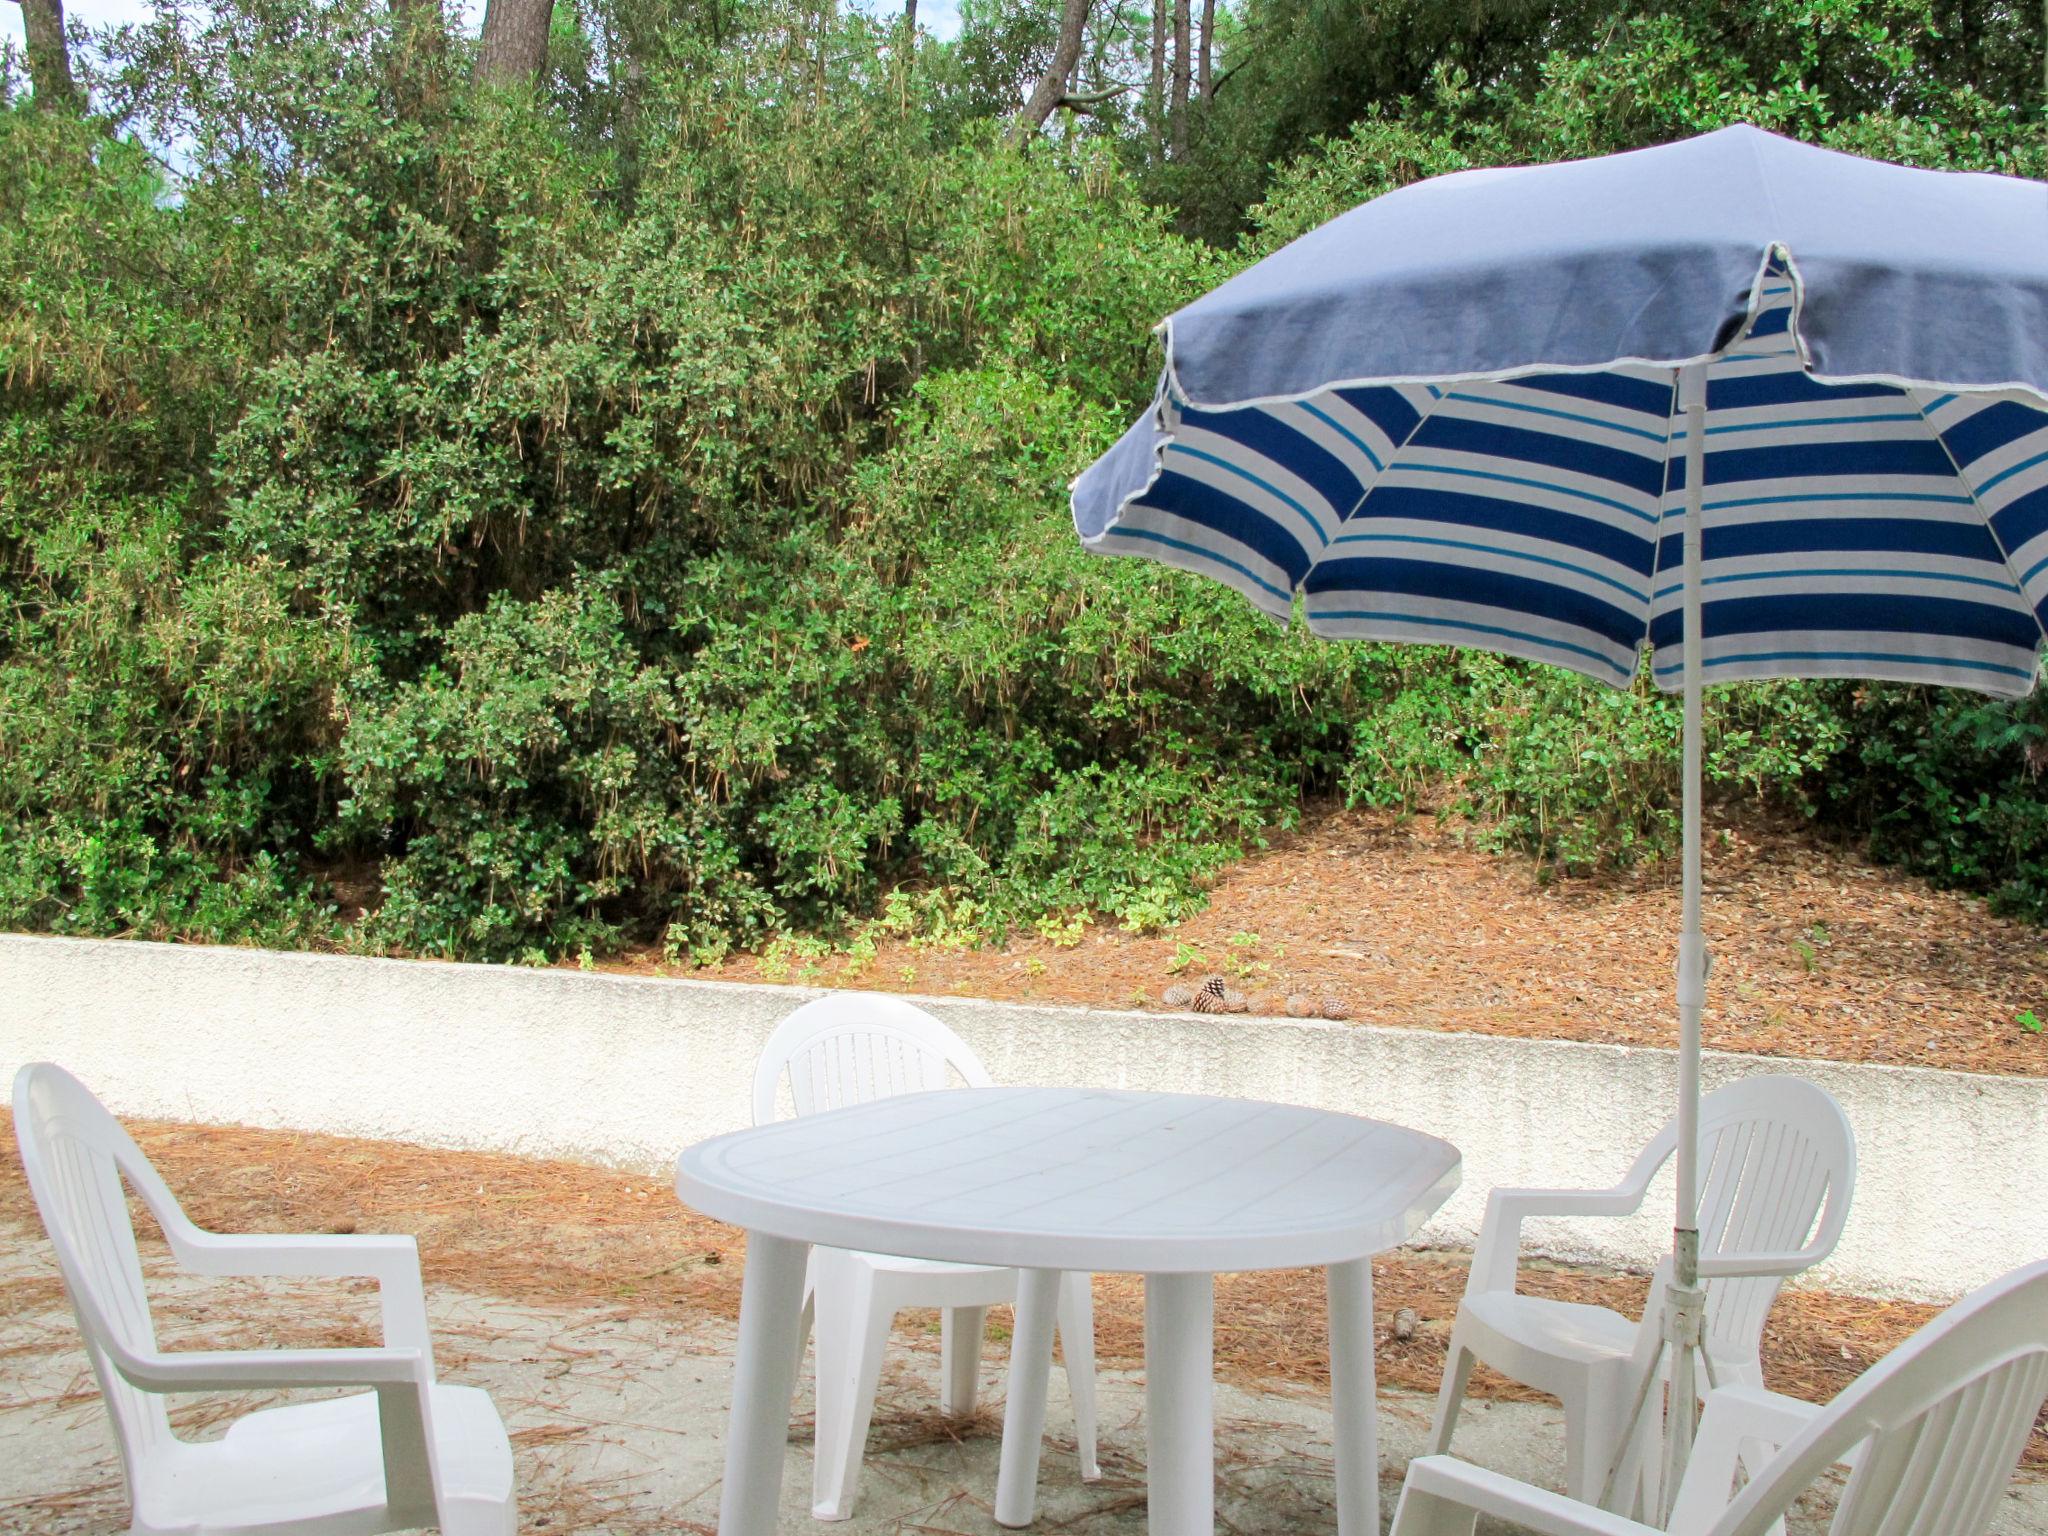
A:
1692 1077 1857 1374
13 1064 180 1494
1691 1261 2048 1536
751 994 993 1124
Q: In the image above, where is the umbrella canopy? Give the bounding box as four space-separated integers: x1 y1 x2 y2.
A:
1076 126 2048 698
1070 122 2048 1513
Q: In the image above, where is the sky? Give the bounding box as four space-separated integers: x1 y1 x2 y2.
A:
3 0 963 62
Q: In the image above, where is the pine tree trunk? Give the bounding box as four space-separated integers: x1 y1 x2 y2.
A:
474 0 552 87
1197 0 1214 100
16 0 82 112
1010 0 1091 140
1169 0 1190 157
1149 0 1165 159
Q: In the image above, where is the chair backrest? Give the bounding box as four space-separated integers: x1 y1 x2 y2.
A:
1694 1260 2048 1536
1629 1076 1856 1373
751 994 993 1125
12 1063 186 1493
1695 1077 1855 1368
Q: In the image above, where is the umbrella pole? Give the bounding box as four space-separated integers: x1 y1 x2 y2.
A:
1661 360 1711 1514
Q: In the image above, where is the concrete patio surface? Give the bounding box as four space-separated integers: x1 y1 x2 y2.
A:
4 1220 2044 1535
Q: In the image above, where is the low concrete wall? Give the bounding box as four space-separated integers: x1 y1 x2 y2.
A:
4 933 2041 1301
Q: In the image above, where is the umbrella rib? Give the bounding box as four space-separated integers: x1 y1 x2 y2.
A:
1321 385 1448 547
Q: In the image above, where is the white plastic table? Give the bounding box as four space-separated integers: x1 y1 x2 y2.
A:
675 1086 1460 1536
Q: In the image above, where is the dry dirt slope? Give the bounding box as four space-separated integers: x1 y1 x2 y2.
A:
625 805 2048 1078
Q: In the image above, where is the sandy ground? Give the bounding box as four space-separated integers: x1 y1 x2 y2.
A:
5 1218 2046 1536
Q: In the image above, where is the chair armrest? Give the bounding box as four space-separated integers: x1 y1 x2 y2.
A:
167 1231 432 1359
110 1343 428 1394
1471 1183 1656 1294
110 1336 445 1525
1695 1245 1827 1281
170 1230 422 1283
1392 1456 1659 1536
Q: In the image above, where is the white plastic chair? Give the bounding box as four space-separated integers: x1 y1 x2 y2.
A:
12 1063 515 1536
753 994 1101 1521
1428 1075 1857 1509
1393 1257 2048 1536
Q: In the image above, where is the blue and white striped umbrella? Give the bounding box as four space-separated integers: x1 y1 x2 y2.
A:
1071 123 2048 1517
1075 131 2048 700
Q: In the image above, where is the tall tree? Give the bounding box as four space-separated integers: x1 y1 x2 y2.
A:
1196 0 1213 100
1011 0 1091 138
474 0 552 86
11 0 82 111
1168 0 1189 155
1148 0 1165 157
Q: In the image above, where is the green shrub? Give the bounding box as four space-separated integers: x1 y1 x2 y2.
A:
3 0 2044 965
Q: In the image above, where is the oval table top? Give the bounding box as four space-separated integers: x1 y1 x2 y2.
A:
675 1086 1461 1274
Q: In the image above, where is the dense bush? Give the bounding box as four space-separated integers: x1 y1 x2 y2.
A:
3 0 2045 961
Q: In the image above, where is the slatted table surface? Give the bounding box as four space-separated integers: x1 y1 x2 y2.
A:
679 1085 1459 1274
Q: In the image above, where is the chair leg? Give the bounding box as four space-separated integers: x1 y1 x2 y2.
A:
1563 1381 1628 1507
1427 1323 1477 1457
810 1254 895 1522
1601 1373 1663 1520
1055 1272 1101 1480
791 1276 817 1406
940 1306 988 1416
437 1494 518 1536
1387 1482 1481 1536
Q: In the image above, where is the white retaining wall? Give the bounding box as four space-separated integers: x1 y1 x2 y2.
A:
3 933 2041 1302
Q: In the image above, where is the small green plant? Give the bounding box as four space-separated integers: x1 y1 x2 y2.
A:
1166 941 1206 975
2018 1009 2043 1034
1226 929 1271 979
1024 955 1047 977
840 931 880 975
1032 910 1088 948
1792 936 1818 973
760 934 831 981
665 923 733 969
1118 886 1182 936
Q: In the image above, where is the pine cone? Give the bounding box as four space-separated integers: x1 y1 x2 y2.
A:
1161 983 1195 1009
1221 986 1248 1013
1320 996 1349 1021
1284 994 1314 1018
1191 976 1230 1013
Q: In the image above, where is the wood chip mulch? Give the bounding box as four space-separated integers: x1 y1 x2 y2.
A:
640 804 2048 1079
5 1112 2036 1468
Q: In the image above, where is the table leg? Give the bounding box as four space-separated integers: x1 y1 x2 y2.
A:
1327 1258 1377 1536
1145 1272 1214 1535
718 1232 810 1536
995 1267 1063 1528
